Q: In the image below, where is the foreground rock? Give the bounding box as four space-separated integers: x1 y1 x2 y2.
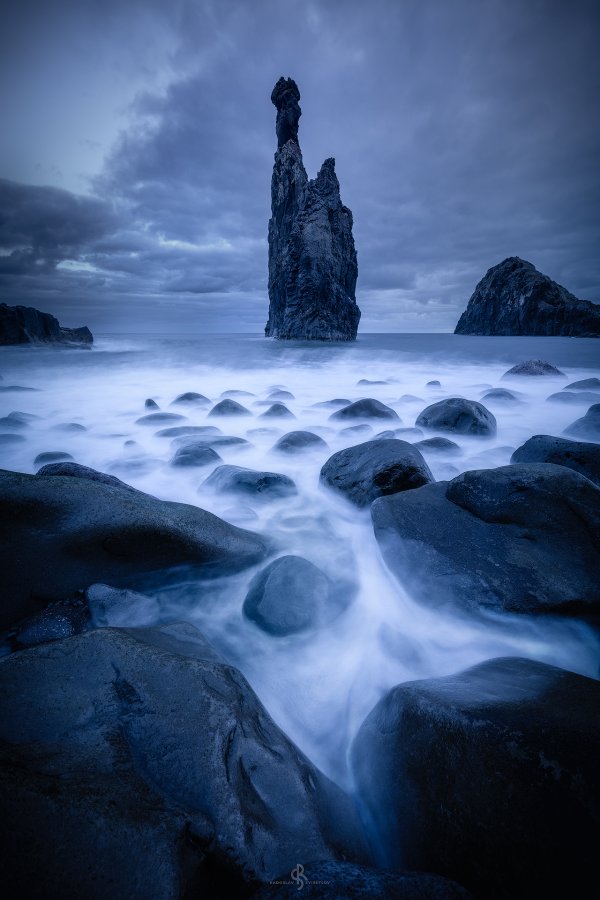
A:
243 555 351 635
252 861 473 899
371 463 600 618
351 657 600 900
320 440 433 508
272 430 328 453
564 402 600 440
416 398 496 436
36 461 142 494
0 302 93 345
265 77 360 340
454 257 600 336
0 628 367 897
0 468 268 628
511 435 600 486
202 464 297 501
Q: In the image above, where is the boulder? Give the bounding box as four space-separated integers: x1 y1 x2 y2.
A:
371 463 600 617
34 451 74 466
565 377 600 391
480 388 522 403
51 422 87 432
171 434 250 451
312 398 351 409
416 398 496 436
144 398 159 409
0 628 367 896
202 464 297 501
357 379 388 386
0 302 93 345
564 403 600 440
501 359 565 377
208 399 252 417
351 657 600 900
329 399 399 422
36 461 141 494
135 412 187 425
0 433 25 445
243 555 351 635
259 402 296 419
413 437 461 456
268 389 295 400
320 440 433 508
265 78 360 340
170 443 222 467
171 391 210 405
510 435 600 486
0 411 35 429
156 425 222 438
454 257 600 336
272 431 329 453
0 468 268 628
546 391 600 404
12 599 90 650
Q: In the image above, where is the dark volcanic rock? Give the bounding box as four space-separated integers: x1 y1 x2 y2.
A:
170 443 222 468
329 399 399 422
0 468 268 628
320 439 433 508
455 257 600 336
252 861 473 899
0 628 367 897
265 78 360 341
564 403 600 440
351 657 600 900
501 359 565 377
208 398 252 417
371 463 600 618
510 435 600 486
0 302 93 345
413 437 461 456
416 398 496 436
36 461 141 494
272 430 329 454
12 600 90 649
202 464 297 501
243 555 351 635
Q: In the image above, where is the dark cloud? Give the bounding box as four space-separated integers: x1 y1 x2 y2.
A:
0 0 598 331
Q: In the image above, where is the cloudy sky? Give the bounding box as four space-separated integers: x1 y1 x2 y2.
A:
1 0 598 333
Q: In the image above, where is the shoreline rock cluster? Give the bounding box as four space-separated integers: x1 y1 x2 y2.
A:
0 302 93 346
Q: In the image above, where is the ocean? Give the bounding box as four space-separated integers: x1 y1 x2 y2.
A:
1 332 599 786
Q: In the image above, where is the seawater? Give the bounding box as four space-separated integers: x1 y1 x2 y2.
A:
1 332 599 786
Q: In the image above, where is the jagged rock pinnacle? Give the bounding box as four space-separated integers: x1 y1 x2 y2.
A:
271 77 301 148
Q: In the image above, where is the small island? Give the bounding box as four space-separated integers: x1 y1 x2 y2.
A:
0 303 93 346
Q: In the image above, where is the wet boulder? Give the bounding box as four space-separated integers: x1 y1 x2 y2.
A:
371 463 600 618
34 451 74 467
480 388 522 403
259 402 296 419
416 398 496 437
36 461 141 494
546 391 600 404
351 657 600 900
208 399 252 417
171 391 210 405
501 359 565 377
0 627 367 897
511 435 600 486
413 437 461 456
135 412 187 425
564 403 600 440
156 425 222 438
329 399 399 422
0 468 268 628
320 439 433 508
170 443 222 468
202 464 297 501
144 398 159 409
243 555 352 636
565 377 600 391
272 430 328 454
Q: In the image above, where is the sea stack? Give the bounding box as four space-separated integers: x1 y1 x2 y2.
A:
266 78 360 341
0 303 93 346
455 257 600 336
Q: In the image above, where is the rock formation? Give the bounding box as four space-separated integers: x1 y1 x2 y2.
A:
0 302 93 345
455 257 600 336
266 77 361 340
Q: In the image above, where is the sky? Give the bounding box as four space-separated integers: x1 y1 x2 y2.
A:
0 0 599 334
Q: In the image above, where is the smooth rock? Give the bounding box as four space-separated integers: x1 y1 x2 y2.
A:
266 78 360 340
208 399 252 417
12 600 90 649
311 399 351 409
272 431 328 453
357 379 388 386
51 422 87 432
135 412 187 425
480 388 522 403
0 411 34 429
36 461 141 494
0 468 268 628
340 424 374 437
413 437 461 456
156 425 222 438
171 391 210 405
351 657 600 900
259 402 296 419
565 377 600 391
144 398 159 409
0 433 25 445
0 628 367 896
329 399 400 422
511 435 600 486
371 463 600 617
426 380 441 388
501 359 565 377
321 439 433 508
221 389 255 398
243 555 351 636
202 464 297 501
34 451 74 466
268 389 295 400
416 398 496 436
546 390 600 404
564 403 600 440
170 444 222 467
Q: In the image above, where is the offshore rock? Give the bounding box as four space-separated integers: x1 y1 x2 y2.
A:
0 302 93 345
455 257 600 336
266 78 360 340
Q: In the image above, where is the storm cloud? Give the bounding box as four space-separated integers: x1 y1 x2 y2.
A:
1 0 598 332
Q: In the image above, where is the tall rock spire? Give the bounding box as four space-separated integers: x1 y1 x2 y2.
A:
265 78 361 341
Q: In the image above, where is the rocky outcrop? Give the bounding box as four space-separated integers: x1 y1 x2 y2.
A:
266 77 360 341
0 302 93 345
455 257 600 336
0 627 367 896
351 657 600 900
511 435 600 486
371 463 600 619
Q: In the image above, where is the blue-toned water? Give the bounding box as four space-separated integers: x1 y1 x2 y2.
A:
1 333 598 785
